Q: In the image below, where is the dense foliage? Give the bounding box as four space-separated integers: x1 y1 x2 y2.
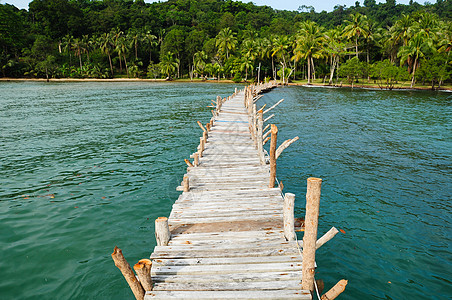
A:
1 0 451 88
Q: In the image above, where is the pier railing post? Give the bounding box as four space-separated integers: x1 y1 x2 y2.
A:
183 175 190 192
155 217 171 246
194 152 199 167
302 177 322 293
133 259 153 292
283 193 296 241
257 110 264 164
268 124 278 188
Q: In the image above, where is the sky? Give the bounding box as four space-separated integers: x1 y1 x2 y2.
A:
4 0 412 12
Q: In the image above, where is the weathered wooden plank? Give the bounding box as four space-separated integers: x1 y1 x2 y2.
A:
168 236 284 246
150 247 299 259
145 290 311 299
150 270 302 283
170 230 284 240
151 255 298 266
152 280 303 291
169 214 282 224
152 262 302 276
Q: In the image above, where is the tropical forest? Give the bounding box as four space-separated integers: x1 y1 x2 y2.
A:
1 0 451 89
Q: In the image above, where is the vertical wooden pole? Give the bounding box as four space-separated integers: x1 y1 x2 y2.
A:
203 131 208 144
257 110 264 164
252 104 257 148
206 123 211 131
199 137 204 157
133 259 153 292
155 217 171 246
194 152 199 167
283 193 296 241
302 177 322 293
112 246 145 300
268 124 278 188
183 175 189 192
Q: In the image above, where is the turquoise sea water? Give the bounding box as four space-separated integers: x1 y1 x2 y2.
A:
0 82 450 299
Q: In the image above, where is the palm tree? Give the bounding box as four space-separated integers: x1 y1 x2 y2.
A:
240 56 254 81
390 14 412 47
61 34 74 65
111 29 125 72
216 28 237 59
398 32 434 87
271 35 290 84
160 52 179 79
342 13 369 59
144 31 158 63
128 30 142 61
71 37 83 69
324 28 347 84
98 32 114 76
115 36 129 76
193 51 207 78
293 21 323 84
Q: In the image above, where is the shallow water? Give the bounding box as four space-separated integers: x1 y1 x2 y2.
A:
0 82 450 299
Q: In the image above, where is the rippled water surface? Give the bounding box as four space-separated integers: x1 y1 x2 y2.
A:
0 82 450 299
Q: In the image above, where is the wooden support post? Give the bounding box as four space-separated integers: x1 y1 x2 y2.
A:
203 131 208 144
155 217 171 246
321 280 348 300
183 175 189 192
257 110 264 164
316 227 339 250
197 121 206 132
264 114 275 123
199 137 204 157
194 152 199 167
206 122 211 131
302 177 322 293
276 137 300 159
263 136 271 146
283 193 296 241
133 259 153 292
268 124 278 188
210 119 213 127
184 159 194 168
112 246 145 300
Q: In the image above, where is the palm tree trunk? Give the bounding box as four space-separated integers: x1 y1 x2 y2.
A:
311 57 316 81
307 55 311 84
355 37 359 58
329 56 336 85
124 55 128 77
271 56 275 80
108 53 113 76
79 52 82 69
410 56 417 88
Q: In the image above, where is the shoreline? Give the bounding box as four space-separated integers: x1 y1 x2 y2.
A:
0 77 236 83
288 82 452 91
1 77 450 91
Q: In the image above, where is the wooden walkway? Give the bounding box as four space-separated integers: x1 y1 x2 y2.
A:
145 88 311 299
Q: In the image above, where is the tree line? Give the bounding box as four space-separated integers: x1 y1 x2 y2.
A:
0 0 451 88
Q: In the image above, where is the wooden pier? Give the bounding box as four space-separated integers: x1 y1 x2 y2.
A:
112 82 346 300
